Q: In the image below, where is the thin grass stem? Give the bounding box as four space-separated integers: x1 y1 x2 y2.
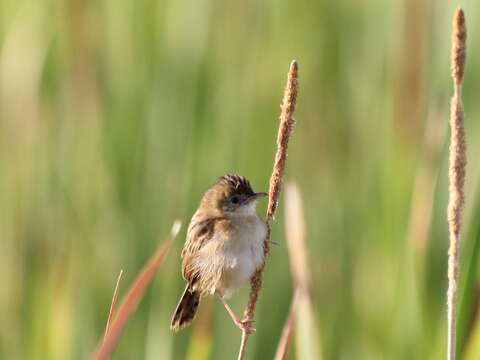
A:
237 60 299 360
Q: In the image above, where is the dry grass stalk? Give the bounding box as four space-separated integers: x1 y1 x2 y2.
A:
237 60 299 360
274 288 302 360
282 182 321 359
103 269 124 343
93 221 181 360
447 8 467 360
284 182 310 290
273 183 311 360
266 61 299 222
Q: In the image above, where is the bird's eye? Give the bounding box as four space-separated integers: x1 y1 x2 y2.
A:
231 196 240 204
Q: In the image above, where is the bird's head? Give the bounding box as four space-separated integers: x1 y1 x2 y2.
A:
200 175 267 217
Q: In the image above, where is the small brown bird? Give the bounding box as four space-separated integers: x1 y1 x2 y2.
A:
170 175 267 333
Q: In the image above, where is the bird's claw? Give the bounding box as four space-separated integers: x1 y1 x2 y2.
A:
235 318 256 334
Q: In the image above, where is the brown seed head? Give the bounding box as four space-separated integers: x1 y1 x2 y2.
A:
451 8 467 86
267 60 299 220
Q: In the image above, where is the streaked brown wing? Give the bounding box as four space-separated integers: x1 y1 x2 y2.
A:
181 214 218 284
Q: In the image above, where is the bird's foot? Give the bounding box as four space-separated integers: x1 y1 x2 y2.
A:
235 318 256 334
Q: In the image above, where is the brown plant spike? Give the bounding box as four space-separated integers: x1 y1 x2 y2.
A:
447 8 467 360
237 60 299 360
93 221 181 360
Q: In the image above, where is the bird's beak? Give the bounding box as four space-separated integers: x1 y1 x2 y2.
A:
250 192 268 200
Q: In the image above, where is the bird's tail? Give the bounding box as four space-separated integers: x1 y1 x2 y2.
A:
170 286 200 331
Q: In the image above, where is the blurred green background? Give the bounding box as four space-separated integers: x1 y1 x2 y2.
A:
1 0 480 359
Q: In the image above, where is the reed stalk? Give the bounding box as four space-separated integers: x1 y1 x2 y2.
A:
447 8 467 360
237 60 299 360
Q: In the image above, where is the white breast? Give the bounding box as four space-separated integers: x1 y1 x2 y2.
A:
197 215 266 299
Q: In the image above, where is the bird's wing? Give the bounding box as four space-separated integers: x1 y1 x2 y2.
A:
181 214 222 285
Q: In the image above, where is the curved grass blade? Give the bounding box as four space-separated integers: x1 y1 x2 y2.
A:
93 221 181 360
